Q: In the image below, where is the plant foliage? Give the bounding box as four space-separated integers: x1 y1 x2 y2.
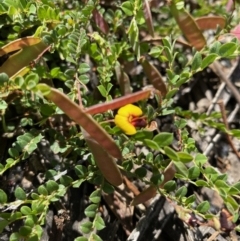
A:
0 0 240 240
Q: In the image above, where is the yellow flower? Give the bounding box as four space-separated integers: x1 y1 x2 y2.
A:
114 104 146 135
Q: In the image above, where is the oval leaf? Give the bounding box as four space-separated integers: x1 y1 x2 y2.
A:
140 57 167 96
0 189 7 204
153 132 173 147
196 201 210 213
84 130 123 186
177 152 193 163
14 187 26 200
94 215 105 230
218 42 237 57
170 3 206 50
195 16 226 30
188 166 200 180
131 186 157 206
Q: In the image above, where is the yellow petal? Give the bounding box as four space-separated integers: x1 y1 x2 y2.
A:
117 104 142 117
114 114 137 135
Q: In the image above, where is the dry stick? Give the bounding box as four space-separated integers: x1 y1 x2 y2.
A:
206 231 220 241
34 45 52 63
123 176 140 196
75 80 83 108
204 104 239 156
217 100 240 158
210 61 240 106
206 82 227 115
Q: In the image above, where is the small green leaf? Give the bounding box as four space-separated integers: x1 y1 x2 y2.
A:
195 180 209 187
0 189 7 204
90 234 103 241
163 180 176 192
175 186 187 198
94 215 105 230
215 174 227 181
231 129 240 138
78 63 90 74
25 73 39 90
204 166 218 175
209 41 221 54
164 146 179 161
174 119 187 129
36 83 51 96
14 76 25 88
177 152 193 163
97 85 107 97
214 180 229 189
14 187 26 200
74 238 88 241
185 194 196 206
128 18 140 59
133 130 153 141
218 42 237 57
102 182 114 194
188 166 200 180
106 83 113 93
84 204 98 218
153 132 173 147
38 185 48 196
191 52 202 71
72 179 84 188
79 74 89 84
74 165 87 177
135 167 147 178
143 139 159 150
46 180 59 193
89 189 101 203
194 154 207 166
228 186 239 195
149 46 163 58
19 226 32 236
121 1 134 16
201 53 218 69
80 221 93 234
226 195 238 211
25 216 36 228
8 147 19 158
233 213 239 223
20 206 32 215
0 73 9 85
0 99 7 110
173 161 188 177
232 181 240 191
60 175 73 186
9 232 21 241
0 220 9 233
27 234 38 241
150 173 164 186
196 201 210 213
50 67 60 77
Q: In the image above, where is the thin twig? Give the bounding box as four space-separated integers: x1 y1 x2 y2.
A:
75 80 82 108
204 104 239 156
217 100 240 158
210 61 240 106
34 45 52 63
206 231 220 241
